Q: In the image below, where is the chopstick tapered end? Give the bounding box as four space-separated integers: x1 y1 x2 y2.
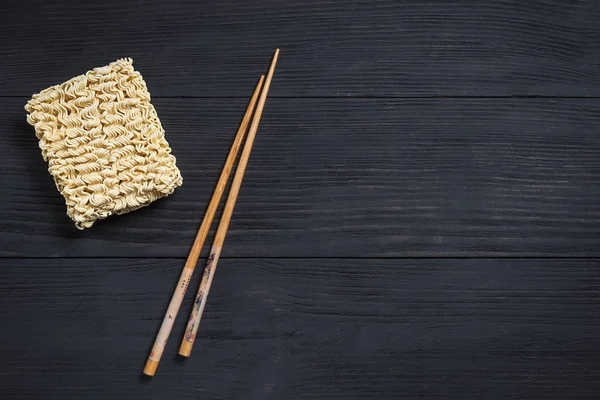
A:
179 341 193 357
143 359 159 376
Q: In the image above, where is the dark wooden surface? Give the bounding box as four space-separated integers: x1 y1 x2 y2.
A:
3 258 600 399
1 1 600 399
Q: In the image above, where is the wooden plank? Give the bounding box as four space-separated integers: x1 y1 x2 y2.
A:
2 0 600 97
1 257 599 399
2 97 600 257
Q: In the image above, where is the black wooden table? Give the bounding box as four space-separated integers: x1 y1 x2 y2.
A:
1 1 600 399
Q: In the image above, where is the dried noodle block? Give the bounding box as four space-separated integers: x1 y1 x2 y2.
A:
25 58 183 229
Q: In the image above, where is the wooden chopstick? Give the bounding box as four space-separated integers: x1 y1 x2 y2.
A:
179 48 280 357
143 75 265 377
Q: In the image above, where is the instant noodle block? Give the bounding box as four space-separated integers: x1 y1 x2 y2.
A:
25 58 182 229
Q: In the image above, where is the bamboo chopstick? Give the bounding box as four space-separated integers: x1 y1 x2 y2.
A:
179 48 280 357
143 75 265 377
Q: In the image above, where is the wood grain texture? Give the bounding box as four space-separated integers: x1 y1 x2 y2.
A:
3 0 599 398
2 0 600 97
1 257 599 399
2 98 599 257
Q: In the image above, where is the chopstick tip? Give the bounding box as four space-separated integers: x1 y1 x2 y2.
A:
179 341 193 357
143 359 158 376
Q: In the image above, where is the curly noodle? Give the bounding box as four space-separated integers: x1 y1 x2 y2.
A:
25 58 182 229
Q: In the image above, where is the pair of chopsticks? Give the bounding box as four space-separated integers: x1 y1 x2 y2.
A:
143 49 279 376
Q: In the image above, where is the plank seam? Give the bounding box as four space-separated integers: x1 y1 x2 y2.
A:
1 256 599 260
3 95 600 100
